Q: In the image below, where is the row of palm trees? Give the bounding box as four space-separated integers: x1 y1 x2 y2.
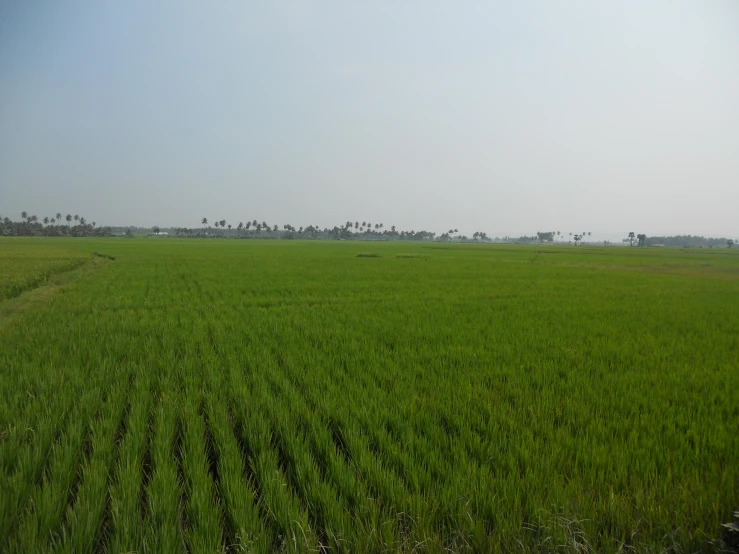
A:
195 218 466 241
0 212 111 237
192 219 599 244
200 218 395 235
17 211 98 228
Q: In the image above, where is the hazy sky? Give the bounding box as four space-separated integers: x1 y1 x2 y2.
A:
1 1 738 237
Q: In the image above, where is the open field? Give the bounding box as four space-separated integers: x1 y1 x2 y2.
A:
0 241 90 301
0 237 737 553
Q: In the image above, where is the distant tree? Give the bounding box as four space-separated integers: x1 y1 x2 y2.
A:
43 217 49 225
628 232 635 246
80 217 86 226
152 226 160 234
537 231 555 243
66 214 72 226
92 222 96 227
220 219 226 228
74 215 79 224
50 218 56 224
728 239 734 248
202 217 208 227
636 233 647 247
56 212 62 221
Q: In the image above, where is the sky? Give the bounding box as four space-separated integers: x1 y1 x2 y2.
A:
1 1 738 238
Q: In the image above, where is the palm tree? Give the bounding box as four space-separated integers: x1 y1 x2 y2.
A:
73 215 79 224
92 222 96 227
43 217 49 225
628 232 635 246
50 218 56 224
202 217 208 227
56 212 62 221
66 214 72 226
80 217 86 226
21 211 28 221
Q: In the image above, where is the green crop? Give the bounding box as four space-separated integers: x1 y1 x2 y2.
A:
0 239 89 300
0 238 737 552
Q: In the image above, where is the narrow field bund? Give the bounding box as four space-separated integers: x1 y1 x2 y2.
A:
0 238 737 552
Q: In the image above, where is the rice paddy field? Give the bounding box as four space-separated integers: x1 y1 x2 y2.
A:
0 237 737 553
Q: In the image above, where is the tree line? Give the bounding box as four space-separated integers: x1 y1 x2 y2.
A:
166 220 599 244
0 212 113 237
2 212 734 247
626 233 735 248
161 219 484 242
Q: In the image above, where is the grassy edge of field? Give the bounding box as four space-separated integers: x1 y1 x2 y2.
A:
0 254 115 326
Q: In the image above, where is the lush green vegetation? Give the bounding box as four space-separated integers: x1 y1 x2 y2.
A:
0 241 90 301
1 238 737 552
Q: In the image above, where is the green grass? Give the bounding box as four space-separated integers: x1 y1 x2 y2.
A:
0 238 737 552
0 239 91 300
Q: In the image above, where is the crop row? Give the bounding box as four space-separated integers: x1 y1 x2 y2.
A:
0 240 737 552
